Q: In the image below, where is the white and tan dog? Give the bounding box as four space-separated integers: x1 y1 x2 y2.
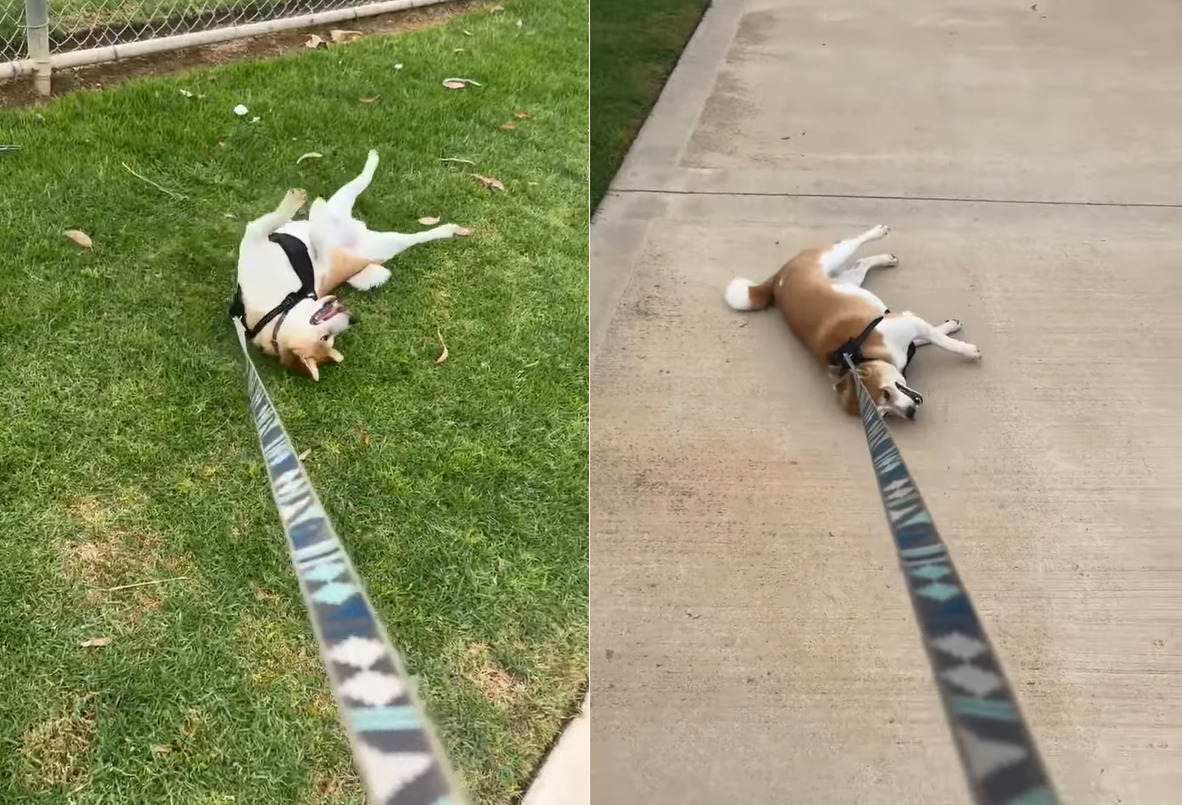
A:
725 225 981 419
231 150 468 380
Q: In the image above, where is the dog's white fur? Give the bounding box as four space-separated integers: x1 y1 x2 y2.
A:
236 150 466 378
725 225 981 419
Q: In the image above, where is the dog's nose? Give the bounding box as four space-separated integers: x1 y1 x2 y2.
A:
905 408 917 420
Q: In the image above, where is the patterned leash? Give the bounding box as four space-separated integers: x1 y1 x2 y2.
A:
843 355 1059 805
234 320 468 805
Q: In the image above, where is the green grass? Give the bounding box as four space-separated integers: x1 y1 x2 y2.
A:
590 0 711 210
0 1 588 803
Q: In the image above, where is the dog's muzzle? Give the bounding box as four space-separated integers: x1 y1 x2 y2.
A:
311 298 350 326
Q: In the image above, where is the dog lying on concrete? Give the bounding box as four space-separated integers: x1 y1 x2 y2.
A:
724 224 981 419
230 150 468 380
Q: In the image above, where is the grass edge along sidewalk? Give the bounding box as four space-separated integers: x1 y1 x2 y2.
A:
590 0 712 210
0 1 588 803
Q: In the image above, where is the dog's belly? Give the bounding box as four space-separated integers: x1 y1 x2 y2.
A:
831 283 888 312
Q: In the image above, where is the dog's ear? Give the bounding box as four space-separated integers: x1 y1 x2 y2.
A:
290 346 322 381
834 373 861 416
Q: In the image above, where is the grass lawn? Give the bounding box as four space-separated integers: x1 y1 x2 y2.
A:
0 0 588 802
589 0 711 210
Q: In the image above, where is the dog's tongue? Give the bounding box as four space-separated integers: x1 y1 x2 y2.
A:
311 298 345 324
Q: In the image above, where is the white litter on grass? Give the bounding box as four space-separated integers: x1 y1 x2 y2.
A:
395 63 403 70
233 104 249 116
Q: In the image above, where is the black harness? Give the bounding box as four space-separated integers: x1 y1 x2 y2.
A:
229 233 317 342
828 312 918 378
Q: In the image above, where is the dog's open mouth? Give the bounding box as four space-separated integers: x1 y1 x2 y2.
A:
310 298 347 325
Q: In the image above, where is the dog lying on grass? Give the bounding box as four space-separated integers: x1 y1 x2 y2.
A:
230 150 468 380
725 224 981 419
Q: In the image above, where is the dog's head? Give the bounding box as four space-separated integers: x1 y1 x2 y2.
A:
275 296 353 380
832 360 924 420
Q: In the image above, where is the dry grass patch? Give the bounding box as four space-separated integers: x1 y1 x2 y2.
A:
58 494 191 622
463 643 530 710
18 696 98 791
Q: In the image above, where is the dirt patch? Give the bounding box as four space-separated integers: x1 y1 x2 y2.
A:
464 642 529 708
0 0 491 108
18 696 99 791
58 493 191 621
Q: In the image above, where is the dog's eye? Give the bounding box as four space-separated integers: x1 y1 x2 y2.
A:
321 334 331 341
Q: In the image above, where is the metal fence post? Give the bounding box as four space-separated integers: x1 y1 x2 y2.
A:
24 0 50 96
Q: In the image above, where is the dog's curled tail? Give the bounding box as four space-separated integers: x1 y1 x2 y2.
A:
724 273 778 312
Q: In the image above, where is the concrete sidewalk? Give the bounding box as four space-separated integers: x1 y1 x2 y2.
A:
590 1 1182 803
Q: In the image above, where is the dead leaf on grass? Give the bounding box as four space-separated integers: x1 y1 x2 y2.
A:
490 4 504 11
418 216 441 225
514 111 531 119
500 123 517 131
440 157 475 166
442 77 481 90
150 744 175 756
296 152 323 164
64 230 93 249
453 48 465 53
179 89 194 97
360 96 381 104
435 330 449 365
329 29 363 43
305 34 325 49
79 637 112 649
470 173 505 193
462 29 474 36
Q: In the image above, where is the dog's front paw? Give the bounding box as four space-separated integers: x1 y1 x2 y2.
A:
282 188 307 212
940 319 963 335
962 343 982 361
867 224 891 239
443 223 472 238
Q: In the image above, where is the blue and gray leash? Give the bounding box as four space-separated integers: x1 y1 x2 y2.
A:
844 355 1059 805
234 321 468 805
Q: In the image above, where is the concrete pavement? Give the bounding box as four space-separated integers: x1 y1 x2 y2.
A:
590 0 1182 802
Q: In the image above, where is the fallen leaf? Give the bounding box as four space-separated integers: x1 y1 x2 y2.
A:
514 111 531 119
64 229 93 248
442 76 482 90
360 96 381 103
179 89 194 97
435 330 449 365
249 116 261 124
297 449 311 461
305 34 324 48
233 103 249 116
490 4 504 11
440 157 475 166
223 212 237 219
462 29 473 36
453 48 465 53
394 63 403 70
296 151 323 164
80 637 112 648
150 744 175 756
500 123 517 131
329 29 363 43
516 19 522 27
418 216 441 225
471 173 505 193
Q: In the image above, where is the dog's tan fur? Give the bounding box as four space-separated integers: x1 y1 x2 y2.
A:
740 249 901 415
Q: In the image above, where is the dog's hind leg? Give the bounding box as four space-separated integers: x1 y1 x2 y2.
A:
353 223 468 263
834 253 898 287
243 188 306 241
820 224 891 277
327 150 379 217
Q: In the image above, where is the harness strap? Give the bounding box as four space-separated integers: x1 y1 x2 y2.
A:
229 233 318 340
842 353 1059 805
829 315 884 374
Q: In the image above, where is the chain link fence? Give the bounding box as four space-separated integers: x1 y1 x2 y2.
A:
1 0 417 66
